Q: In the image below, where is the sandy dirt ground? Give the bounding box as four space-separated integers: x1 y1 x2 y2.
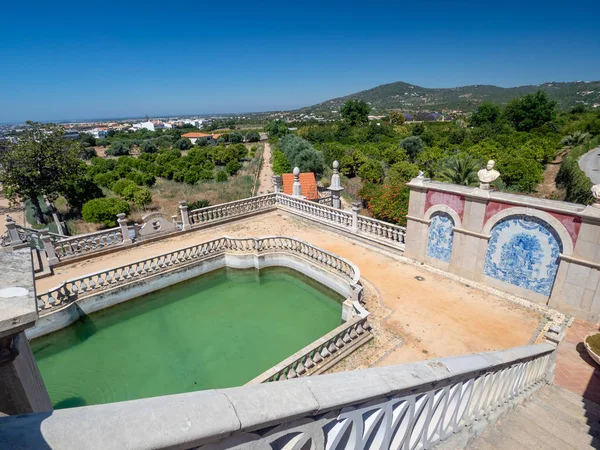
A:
0 197 25 234
38 211 542 367
256 143 273 195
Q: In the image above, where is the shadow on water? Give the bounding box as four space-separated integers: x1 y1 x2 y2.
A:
73 304 99 343
53 396 87 410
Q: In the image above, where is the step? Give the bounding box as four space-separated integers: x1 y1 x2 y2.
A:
495 410 578 450
468 425 530 450
518 402 596 449
547 385 600 418
537 388 600 429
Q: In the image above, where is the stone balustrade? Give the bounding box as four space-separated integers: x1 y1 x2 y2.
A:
52 227 124 259
188 193 278 226
356 214 406 245
0 343 555 449
37 236 361 312
249 312 370 383
3 190 407 267
277 193 354 228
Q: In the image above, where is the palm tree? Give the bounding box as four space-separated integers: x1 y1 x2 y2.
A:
560 131 590 147
438 154 481 186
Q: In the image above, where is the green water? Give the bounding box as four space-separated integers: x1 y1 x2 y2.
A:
32 267 343 409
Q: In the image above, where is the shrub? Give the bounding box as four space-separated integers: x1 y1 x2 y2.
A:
112 179 138 196
121 184 139 201
93 172 120 188
216 171 228 182
245 130 260 142
174 138 192 150
400 136 425 160
133 188 152 207
272 149 291 174
199 169 215 180
359 181 410 226
225 160 242 175
126 171 144 185
184 170 200 185
188 199 210 210
80 146 97 160
106 141 130 156
140 141 158 154
556 138 598 204
82 198 130 227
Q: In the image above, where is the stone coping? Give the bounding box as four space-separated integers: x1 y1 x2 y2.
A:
407 178 585 215
0 343 555 449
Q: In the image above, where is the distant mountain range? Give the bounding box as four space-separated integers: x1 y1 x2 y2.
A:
287 80 600 117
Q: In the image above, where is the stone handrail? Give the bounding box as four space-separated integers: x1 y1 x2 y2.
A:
188 193 277 226
52 227 124 259
357 214 406 245
37 235 360 312
277 193 354 228
249 310 370 383
0 343 556 449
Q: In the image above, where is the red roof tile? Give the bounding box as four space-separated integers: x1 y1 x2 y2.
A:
182 132 212 138
281 172 319 200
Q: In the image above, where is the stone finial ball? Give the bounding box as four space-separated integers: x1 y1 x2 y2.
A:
293 167 300 176
333 160 339 169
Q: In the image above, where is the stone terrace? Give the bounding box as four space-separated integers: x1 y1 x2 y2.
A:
37 210 544 366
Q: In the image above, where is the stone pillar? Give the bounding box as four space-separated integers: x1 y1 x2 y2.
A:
0 248 52 415
292 167 305 199
117 213 133 245
351 202 361 232
404 175 430 260
4 216 22 246
272 175 282 194
40 232 58 266
328 161 344 209
179 200 191 231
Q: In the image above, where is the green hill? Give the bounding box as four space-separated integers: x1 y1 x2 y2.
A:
288 80 600 117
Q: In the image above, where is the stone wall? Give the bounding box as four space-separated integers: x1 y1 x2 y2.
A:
405 177 600 322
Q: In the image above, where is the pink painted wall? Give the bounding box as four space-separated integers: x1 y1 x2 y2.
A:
483 201 581 246
424 190 465 221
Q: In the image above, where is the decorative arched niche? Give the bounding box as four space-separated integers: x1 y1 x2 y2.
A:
426 212 455 263
483 214 564 296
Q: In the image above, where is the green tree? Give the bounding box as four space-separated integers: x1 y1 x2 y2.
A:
387 161 419 184
0 121 85 224
173 138 192 150
341 99 370 126
265 120 289 138
245 131 260 142
106 141 130 156
438 154 481 186
273 150 292 175
470 101 501 127
225 160 242 175
400 136 425 161
389 111 405 125
80 146 98 160
357 160 384 183
140 141 158 154
503 91 557 132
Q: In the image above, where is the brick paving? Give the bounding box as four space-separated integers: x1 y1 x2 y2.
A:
555 319 600 405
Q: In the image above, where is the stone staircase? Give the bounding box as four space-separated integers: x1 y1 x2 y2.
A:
465 385 600 450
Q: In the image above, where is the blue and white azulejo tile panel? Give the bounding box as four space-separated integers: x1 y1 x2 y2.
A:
484 215 562 296
426 213 454 262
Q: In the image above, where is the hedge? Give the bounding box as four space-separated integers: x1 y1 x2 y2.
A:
82 198 130 227
556 137 599 204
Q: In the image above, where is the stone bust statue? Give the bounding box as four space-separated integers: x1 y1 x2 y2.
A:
592 184 600 207
478 160 500 189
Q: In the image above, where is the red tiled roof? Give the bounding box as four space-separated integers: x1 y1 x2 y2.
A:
281 172 319 200
212 134 221 139
182 132 212 138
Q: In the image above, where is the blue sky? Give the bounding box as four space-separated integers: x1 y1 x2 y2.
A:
1 0 599 123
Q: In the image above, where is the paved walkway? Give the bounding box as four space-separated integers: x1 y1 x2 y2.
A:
578 146 600 185
38 211 542 367
256 143 273 195
555 319 600 405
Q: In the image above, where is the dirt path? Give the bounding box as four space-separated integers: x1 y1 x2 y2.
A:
39 212 542 367
256 143 273 195
535 149 568 198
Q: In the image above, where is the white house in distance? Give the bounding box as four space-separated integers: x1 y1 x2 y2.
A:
89 128 108 138
181 132 217 145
